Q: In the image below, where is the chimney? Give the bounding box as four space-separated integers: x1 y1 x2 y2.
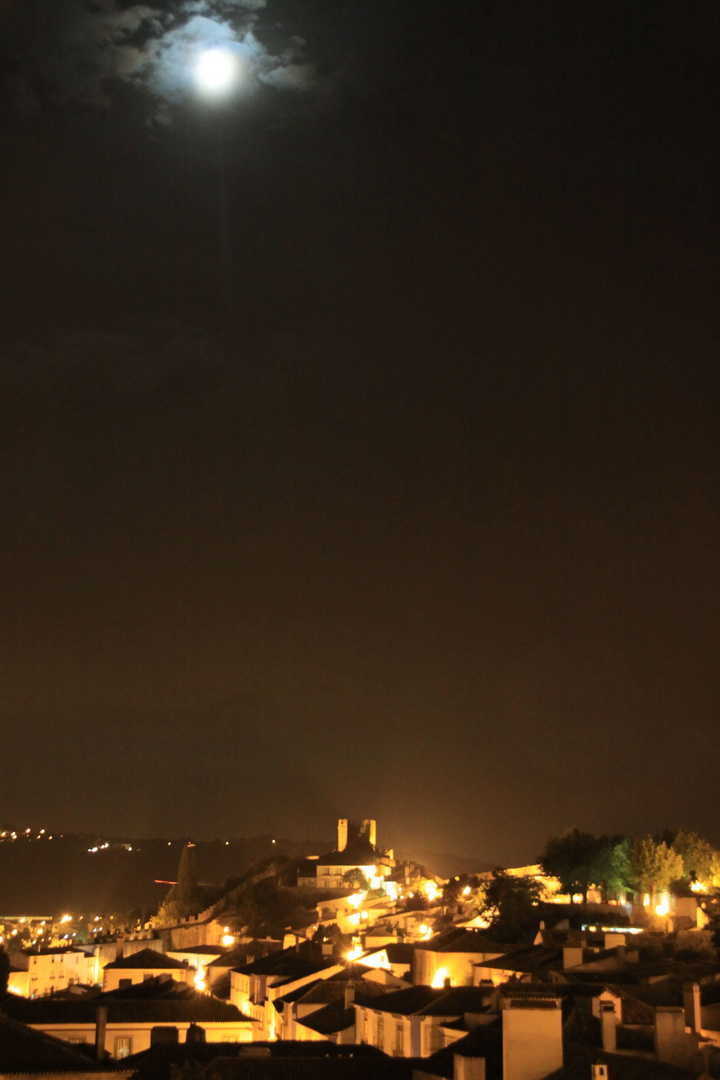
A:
591 1066 608 1080
444 976 452 989
655 1007 694 1067
563 944 584 970
454 1055 486 1080
344 985 355 1008
600 1002 617 1052
94 1004 108 1061
683 983 701 1033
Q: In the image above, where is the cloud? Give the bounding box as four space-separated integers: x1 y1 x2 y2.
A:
11 0 319 114
259 61 316 91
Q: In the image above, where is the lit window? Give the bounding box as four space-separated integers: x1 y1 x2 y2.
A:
115 1037 133 1059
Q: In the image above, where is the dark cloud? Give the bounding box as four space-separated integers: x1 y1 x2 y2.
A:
3 0 319 116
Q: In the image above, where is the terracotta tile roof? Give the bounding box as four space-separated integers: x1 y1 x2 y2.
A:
413 986 494 1016
420 1016 503 1080
0 1012 119 1074
208 943 280 969
206 1058 418 1079
383 944 415 963
474 946 561 973
296 1001 356 1035
210 972 231 1000
292 980 384 1007
415 928 509 954
562 1005 602 1048
311 842 379 867
2 994 254 1026
235 946 326 978
168 945 224 956
104 948 187 970
545 1044 698 1080
124 1041 398 1080
356 985 440 1016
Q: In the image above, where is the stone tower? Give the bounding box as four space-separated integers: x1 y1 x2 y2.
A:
337 818 377 852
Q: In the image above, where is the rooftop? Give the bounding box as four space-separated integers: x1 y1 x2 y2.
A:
104 948 188 970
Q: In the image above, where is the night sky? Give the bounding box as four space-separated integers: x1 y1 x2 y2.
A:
1 0 719 865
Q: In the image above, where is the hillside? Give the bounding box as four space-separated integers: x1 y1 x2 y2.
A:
0 834 331 917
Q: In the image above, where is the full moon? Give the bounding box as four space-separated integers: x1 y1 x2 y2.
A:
194 48 240 94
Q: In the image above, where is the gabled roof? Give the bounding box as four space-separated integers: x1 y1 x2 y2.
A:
103 976 191 1000
413 986 495 1016
208 943 277 968
312 840 380 868
123 1040 398 1080
545 1043 699 1080
296 1000 356 1035
167 945 224 956
383 944 415 963
562 1005 602 1048
473 945 561 973
210 972 232 1000
206 1057 418 1079
415 928 513 954
235 946 326 978
420 1016 503 1080
0 1012 119 1073
272 979 325 1010
294 980 387 1008
356 984 441 1016
2 991 255 1026
104 948 187 970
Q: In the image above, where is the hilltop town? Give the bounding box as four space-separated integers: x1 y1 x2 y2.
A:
2 817 720 1080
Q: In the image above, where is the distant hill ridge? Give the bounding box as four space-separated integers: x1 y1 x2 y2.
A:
0 832 498 915
396 849 495 879
0 834 331 915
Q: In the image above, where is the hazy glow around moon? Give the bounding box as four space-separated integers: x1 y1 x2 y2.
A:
194 48 240 94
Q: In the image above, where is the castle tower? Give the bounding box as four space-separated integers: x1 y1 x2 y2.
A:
337 818 377 852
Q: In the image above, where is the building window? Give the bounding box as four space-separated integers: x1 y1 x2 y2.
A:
376 1016 384 1048
118 979 133 989
115 1037 133 1059
362 1015 368 1043
395 1024 404 1056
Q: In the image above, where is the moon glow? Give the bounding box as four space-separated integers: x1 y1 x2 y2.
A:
195 48 240 94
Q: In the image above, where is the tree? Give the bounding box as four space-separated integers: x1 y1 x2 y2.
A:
539 829 602 902
311 922 352 956
227 881 302 939
477 870 543 943
158 843 206 922
442 874 481 906
590 836 631 902
627 836 684 905
342 868 370 891
671 829 720 889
